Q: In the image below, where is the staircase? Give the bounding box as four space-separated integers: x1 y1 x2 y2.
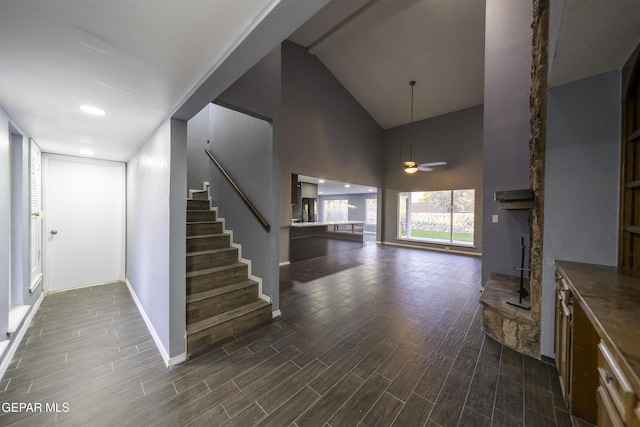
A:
186 184 272 358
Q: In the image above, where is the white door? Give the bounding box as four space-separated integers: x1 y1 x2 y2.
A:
44 155 125 292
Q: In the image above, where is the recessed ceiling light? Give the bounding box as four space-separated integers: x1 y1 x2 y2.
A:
80 105 106 116
368 189 374 192
79 148 94 156
318 191 323 194
318 179 325 183
344 184 351 188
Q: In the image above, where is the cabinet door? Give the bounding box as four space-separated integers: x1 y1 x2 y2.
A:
555 277 572 402
598 384 625 427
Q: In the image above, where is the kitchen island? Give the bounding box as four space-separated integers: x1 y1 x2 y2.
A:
289 221 364 263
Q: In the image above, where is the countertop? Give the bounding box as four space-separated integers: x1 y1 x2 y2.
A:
290 220 364 228
555 260 640 396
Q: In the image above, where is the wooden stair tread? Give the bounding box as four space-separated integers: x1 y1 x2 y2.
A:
186 262 247 278
186 233 228 240
187 247 236 257
187 220 221 225
187 300 271 335
186 280 257 304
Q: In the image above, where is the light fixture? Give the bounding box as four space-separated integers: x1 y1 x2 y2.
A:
344 184 351 188
80 105 106 116
403 81 418 174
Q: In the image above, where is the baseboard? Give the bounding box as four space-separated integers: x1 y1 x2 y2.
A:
0 292 44 382
272 309 282 318
380 241 482 257
125 279 186 368
279 261 290 267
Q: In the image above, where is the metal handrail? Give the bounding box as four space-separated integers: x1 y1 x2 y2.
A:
204 147 270 232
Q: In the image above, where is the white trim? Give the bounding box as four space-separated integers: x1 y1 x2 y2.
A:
210 206 270 303
29 273 42 293
272 309 282 318
7 305 30 335
0 292 44 382
380 241 482 257
279 261 290 267
46 280 121 293
125 279 186 367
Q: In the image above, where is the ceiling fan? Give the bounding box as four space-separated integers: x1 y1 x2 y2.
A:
403 81 447 174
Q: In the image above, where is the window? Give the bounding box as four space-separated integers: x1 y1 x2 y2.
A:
398 189 474 245
322 199 348 222
365 198 377 225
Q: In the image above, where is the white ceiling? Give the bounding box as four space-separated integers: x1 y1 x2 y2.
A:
298 174 376 196
0 0 638 163
0 0 280 161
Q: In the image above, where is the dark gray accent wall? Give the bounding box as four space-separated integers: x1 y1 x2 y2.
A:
381 105 484 254
281 40 384 261
482 0 533 283
540 70 621 356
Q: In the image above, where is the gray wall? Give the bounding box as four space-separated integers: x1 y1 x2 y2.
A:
382 105 484 254
540 71 621 356
482 0 533 282
187 104 279 309
0 108 11 336
11 133 30 307
187 46 281 310
126 118 186 362
281 40 384 261
0 106 43 374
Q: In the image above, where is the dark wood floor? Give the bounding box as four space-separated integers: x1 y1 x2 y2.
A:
0 241 572 426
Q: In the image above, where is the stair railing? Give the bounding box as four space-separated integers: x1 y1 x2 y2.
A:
204 147 271 232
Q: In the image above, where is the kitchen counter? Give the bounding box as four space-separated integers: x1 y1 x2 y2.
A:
290 220 364 228
555 260 640 397
289 221 364 263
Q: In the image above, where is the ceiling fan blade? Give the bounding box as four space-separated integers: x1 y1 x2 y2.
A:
417 165 434 172
419 161 447 167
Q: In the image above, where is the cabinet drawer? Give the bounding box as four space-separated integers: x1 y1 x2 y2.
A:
598 341 637 425
598 383 626 427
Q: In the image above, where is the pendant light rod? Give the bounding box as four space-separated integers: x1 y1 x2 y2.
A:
409 80 415 162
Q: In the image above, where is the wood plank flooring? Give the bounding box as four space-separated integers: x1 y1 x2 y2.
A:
0 241 572 426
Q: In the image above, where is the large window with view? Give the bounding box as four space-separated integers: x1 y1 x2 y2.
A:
398 189 475 245
365 198 377 225
322 199 348 222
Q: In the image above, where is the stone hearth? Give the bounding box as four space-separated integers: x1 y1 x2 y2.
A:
479 273 539 358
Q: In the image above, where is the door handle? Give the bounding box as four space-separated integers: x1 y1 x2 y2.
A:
50 230 58 235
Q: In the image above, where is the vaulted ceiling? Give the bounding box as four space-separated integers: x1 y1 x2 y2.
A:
0 0 638 162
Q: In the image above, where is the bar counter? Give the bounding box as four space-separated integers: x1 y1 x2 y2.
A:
289 221 364 262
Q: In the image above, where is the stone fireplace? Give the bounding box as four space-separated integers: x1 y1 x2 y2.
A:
479 0 548 359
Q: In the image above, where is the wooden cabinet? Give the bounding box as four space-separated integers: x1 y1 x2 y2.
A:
621 64 640 269
598 341 640 427
554 261 640 426
555 272 572 401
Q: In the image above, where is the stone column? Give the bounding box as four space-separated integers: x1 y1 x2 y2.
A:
529 0 549 325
